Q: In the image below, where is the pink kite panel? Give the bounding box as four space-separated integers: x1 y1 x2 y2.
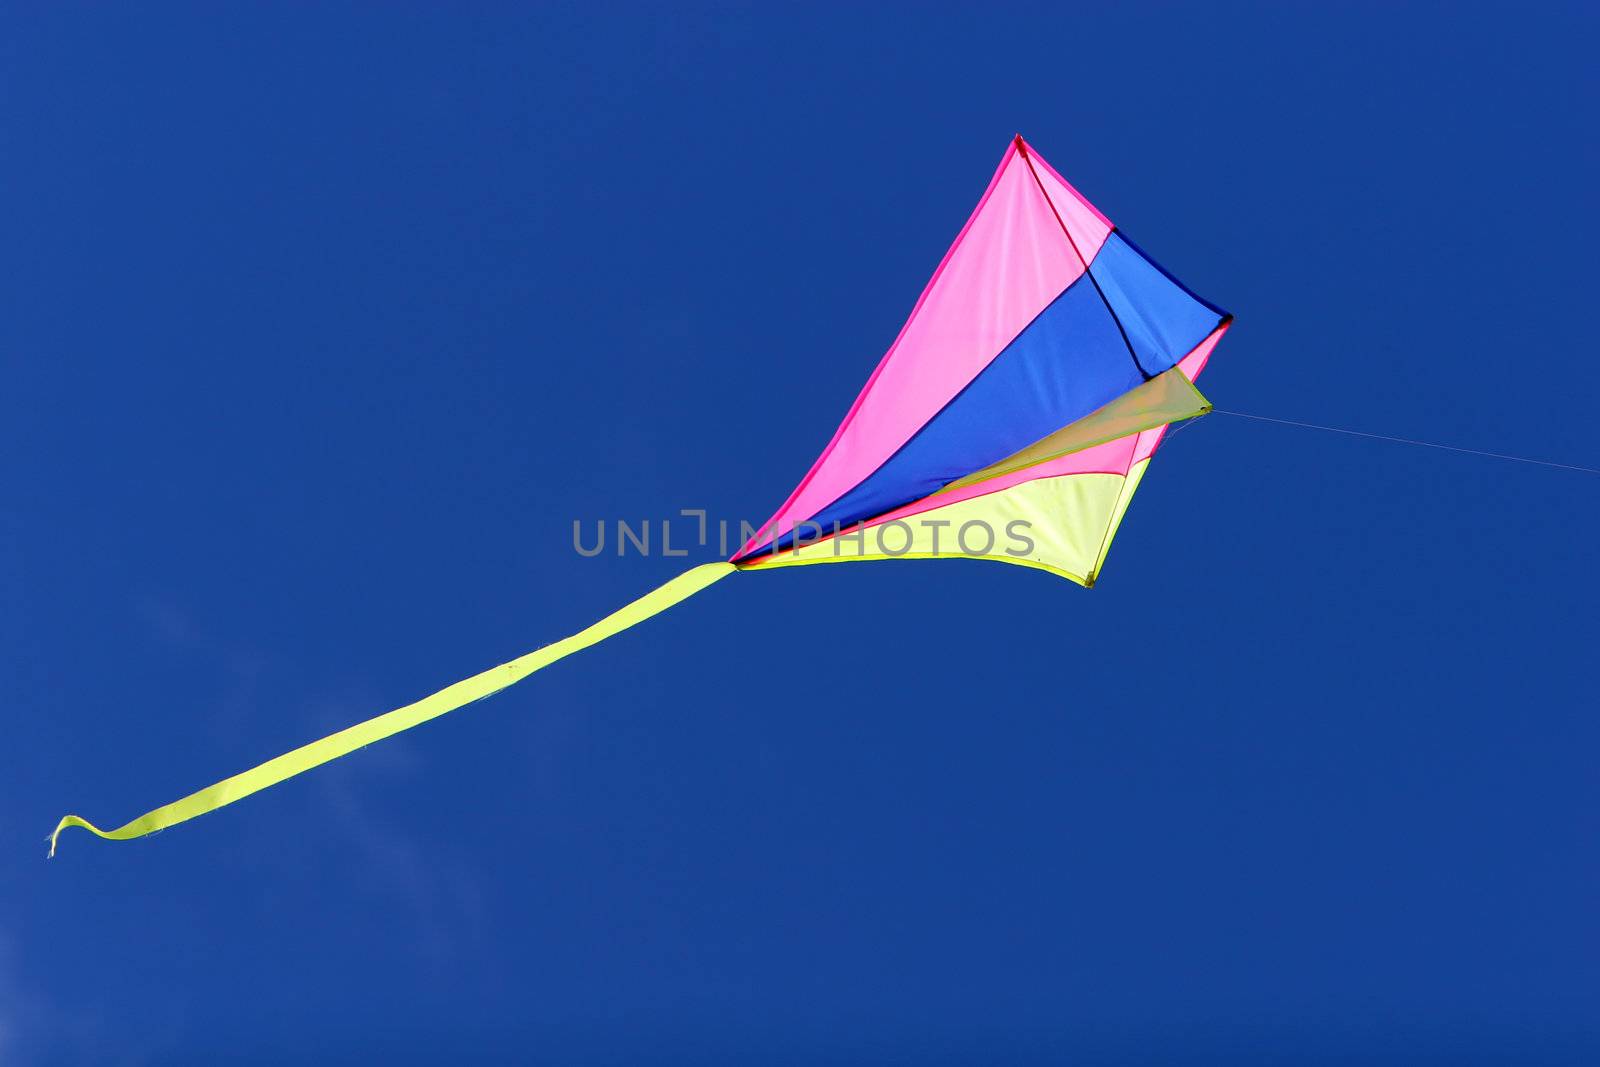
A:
738 140 1114 558
1018 139 1116 261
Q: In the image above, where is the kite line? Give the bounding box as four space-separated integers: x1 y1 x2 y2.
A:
1210 409 1600 475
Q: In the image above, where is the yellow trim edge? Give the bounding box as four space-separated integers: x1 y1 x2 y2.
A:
50 561 737 856
739 550 1091 587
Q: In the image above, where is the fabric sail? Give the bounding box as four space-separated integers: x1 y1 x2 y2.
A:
51 135 1230 854
733 135 1230 585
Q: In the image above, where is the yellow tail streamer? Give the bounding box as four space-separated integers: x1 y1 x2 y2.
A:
50 561 738 856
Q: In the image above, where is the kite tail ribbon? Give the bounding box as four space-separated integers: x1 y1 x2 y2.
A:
50 561 738 856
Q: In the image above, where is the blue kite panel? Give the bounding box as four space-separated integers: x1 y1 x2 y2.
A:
1094 232 1229 375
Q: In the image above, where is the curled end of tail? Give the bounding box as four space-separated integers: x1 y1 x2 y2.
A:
49 815 108 858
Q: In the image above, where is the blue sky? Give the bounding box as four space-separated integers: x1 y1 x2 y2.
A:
5 3 1598 1063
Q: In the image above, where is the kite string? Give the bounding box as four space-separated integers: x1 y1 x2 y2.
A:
1208 408 1600 475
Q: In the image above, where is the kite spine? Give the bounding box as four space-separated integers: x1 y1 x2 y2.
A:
1013 134 1151 382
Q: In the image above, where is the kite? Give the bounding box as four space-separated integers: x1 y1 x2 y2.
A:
51 135 1230 854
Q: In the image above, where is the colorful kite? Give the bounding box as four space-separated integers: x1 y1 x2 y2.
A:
52 135 1230 854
